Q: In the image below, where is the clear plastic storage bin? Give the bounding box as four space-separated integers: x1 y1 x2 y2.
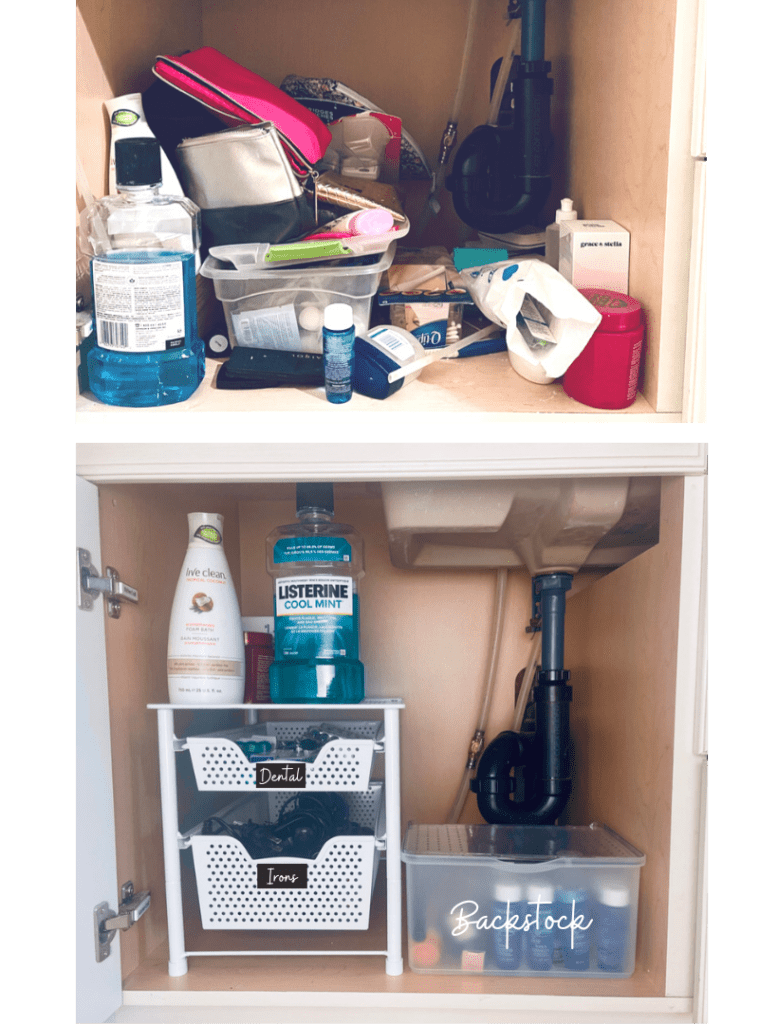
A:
402 823 645 978
188 785 384 930
200 244 396 352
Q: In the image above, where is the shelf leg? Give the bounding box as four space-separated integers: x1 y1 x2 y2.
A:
383 705 404 976
156 708 188 977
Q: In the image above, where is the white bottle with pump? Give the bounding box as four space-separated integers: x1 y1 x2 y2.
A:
545 198 577 270
105 93 184 197
167 513 245 704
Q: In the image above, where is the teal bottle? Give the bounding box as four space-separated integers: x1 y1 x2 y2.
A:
266 483 364 703
81 138 204 407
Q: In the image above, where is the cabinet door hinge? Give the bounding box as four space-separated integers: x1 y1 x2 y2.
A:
77 547 139 618
94 881 151 963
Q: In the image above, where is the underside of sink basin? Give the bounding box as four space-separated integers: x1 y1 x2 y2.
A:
381 477 660 575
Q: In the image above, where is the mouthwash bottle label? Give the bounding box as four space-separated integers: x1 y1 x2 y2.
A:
274 575 358 659
93 258 186 352
273 537 352 564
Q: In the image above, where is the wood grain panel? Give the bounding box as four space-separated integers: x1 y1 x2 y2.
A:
563 477 683 995
76 0 203 199
559 0 678 406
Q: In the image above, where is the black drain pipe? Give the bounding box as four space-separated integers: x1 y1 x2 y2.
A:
446 0 554 234
472 572 573 825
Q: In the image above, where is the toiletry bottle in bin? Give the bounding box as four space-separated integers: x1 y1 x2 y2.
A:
491 881 526 970
266 483 364 703
167 513 245 704
525 881 556 971
81 137 205 407
562 289 644 409
596 884 632 971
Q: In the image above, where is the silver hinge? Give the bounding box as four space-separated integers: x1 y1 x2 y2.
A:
94 882 151 962
77 547 139 618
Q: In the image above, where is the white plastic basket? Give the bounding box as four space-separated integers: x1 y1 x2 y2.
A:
184 720 382 791
189 785 384 930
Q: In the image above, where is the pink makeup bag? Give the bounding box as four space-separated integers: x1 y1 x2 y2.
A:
153 47 332 179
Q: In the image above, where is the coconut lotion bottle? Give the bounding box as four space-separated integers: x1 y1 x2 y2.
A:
167 513 245 704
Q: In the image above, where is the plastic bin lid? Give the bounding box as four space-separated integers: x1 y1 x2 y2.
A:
201 241 395 280
402 823 645 866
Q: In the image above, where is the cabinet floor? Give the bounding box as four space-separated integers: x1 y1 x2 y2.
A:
77 351 672 419
123 873 661 1001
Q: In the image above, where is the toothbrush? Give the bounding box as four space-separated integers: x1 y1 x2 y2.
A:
386 326 503 383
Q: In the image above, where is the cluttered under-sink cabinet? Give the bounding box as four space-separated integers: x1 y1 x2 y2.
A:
76 442 707 1022
76 0 705 423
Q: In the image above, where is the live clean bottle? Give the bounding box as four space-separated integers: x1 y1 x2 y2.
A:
167 513 245 704
80 137 205 406
266 483 365 703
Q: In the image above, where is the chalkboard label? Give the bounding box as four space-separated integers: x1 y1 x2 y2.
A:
256 863 308 888
255 761 307 789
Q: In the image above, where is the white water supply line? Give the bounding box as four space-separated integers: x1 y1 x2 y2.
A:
446 568 543 824
417 0 480 237
419 4 520 240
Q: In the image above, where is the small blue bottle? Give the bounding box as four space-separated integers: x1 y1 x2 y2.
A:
596 884 631 972
322 303 355 403
491 881 525 971
525 881 556 971
554 887 593 971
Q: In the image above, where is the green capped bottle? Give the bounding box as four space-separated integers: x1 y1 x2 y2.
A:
266 483 364 703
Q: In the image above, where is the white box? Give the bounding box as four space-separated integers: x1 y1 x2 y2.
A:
558 220 630 293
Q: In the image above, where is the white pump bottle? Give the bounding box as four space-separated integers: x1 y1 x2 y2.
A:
545 198 577 270
167 513 245 704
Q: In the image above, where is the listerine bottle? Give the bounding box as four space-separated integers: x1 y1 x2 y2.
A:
266 483 365 703
80 137 204 407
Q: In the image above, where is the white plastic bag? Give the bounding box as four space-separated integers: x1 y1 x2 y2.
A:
460 259 602 383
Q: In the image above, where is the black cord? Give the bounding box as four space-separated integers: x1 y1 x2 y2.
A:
200 793 371 860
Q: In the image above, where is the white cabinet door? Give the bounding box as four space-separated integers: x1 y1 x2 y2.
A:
77 476 122 1023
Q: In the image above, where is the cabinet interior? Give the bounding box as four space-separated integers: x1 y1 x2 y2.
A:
96 475 684 998
77 0 683 415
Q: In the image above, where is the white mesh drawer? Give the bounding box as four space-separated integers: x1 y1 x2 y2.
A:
190 786 383 930
184 721 381 791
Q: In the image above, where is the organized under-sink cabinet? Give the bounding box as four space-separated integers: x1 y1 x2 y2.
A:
76 443 707 1022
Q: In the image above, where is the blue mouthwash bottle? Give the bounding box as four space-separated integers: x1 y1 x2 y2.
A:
81 137 204 407
266 483 364 703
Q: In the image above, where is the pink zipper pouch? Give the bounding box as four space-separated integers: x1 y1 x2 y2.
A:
153 47 332 178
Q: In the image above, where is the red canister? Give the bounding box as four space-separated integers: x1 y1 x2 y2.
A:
562 289 645 409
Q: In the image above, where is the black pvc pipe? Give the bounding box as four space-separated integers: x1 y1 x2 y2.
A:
472 572 574 826
537 573 573 673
